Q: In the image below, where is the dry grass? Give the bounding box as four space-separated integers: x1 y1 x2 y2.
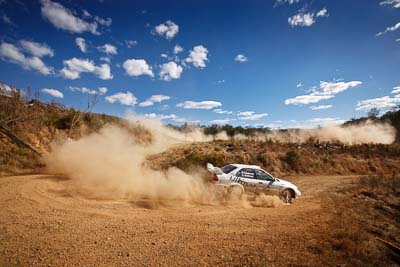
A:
319 175 400 265
149 140 400 177
0 85 125 175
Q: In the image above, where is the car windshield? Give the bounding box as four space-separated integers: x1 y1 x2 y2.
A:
221 165 237 174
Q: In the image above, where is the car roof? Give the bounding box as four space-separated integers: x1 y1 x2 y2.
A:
230 164 262 169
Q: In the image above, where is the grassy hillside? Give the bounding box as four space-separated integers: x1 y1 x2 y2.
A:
1 83 400 176
149 140 400 177
0 83 121 175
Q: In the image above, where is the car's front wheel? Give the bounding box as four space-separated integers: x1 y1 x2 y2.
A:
281 189 293 204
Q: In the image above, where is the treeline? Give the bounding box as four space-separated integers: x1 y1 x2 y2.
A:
344 108 400 143
3 82 400 143
169 107 400 143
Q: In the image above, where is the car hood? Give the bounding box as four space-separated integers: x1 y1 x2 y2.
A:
274 178 297 189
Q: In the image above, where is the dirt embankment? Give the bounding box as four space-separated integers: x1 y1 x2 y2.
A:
149 140 400 177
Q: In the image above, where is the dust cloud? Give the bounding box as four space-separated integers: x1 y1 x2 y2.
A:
43 115 395 206
240 121 396 145
250 194 284 208
44 123 214 203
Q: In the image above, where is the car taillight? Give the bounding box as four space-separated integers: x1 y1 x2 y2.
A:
213 174 218 182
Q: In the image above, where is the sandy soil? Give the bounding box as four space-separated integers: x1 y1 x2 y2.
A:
0 174 356 266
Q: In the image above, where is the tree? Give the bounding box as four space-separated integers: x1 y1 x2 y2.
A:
368 108 380 118
203 124 220 139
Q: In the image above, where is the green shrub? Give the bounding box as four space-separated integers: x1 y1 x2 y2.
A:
284 150 300 169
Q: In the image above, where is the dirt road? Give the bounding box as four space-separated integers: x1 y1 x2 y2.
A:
0 174 356 266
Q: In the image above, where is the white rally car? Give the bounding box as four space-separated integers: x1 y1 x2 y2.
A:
207 163 301 203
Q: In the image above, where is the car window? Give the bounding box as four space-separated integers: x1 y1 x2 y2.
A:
254 169 274 181
236 168 256 179
221 165 238 174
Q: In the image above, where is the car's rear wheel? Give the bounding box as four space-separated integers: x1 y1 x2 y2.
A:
227 186 244 201
281 189 293 204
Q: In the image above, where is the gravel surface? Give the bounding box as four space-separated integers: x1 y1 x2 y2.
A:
0 174 355 266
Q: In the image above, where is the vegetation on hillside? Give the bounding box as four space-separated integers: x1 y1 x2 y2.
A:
149 140 400 176
0 83 120 174
1 82 400 176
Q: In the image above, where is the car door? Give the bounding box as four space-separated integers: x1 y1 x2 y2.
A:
234 168 258 190
254 169 276 195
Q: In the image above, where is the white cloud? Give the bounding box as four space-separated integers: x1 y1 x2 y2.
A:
0 42 54 75
144 113 183 122
275 0 300 5
319 81 362 95
316 8 328 17
237 111 254 116
376 21 400 36
288 8 328 27
60 57 112 80
83 10 91 18
356 96 400 111
98 43 117 55
380 0 400 8
237 111 268 121
68 86 107 95
158 104 169 110
210 118 235 125
173 44 183 54
288 12 315 27
75 37 87 53
285 94 333 105
216 80 225 84
310 105 333 110
139 101 154 107
98 87 108 95
99 56 110 63
285 80 362 105
19 40 54 57
296 82 302 88
95 64 112 80
123 59 154 78
392 86 400 94
42 88 63 98
40 0 99 34
69 86 96 95
214 109 233 114
234 54 248 62
105 91 137 106
94 16 111 26
161 53 168 58
177 100 221 110
159 61 183 81
154 20 179 40
139 94 170 107
125 40 137 48
185 45 209 68
81 9 112 26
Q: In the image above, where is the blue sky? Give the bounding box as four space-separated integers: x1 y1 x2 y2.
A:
0 0 399 128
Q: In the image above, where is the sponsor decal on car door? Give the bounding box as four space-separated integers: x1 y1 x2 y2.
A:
231 168 258 189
